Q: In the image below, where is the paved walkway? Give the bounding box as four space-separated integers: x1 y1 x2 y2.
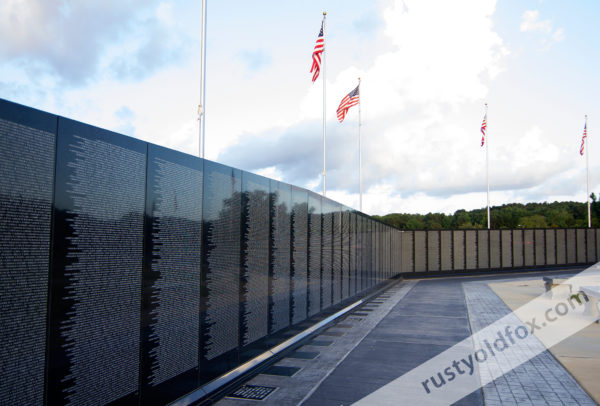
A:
464 281 595 406
215 270 597 406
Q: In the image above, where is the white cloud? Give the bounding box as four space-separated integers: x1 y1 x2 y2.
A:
552 28 565 43
155 1 174 26
520 10 551 33
0 0 186 85
520 9 564 49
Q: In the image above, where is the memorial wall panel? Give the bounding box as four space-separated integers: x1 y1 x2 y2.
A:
465 231 477 270
341 209 350 300
477 230 489 269
200 160 242 366
358 215 366 289
349 211 357 296
556 229 567 264
427 231 440 271
378 226 383 279
393 231 401 274
379 225 384 279
414 231 426 272
384 228 390 278
490 230 501 269
387 229 392 277
321 201 333 307
291 187 308 324
513 230 524 267
0 101 56 406
241 172 270 346
587 229 596 263
440 230 452 271
332 204 342 303
355 215 362 290
577 229 586 263
308 192 322 316
371 222 375 282
368 221 372 284
390 229 394 277
48 118 146 405
427 230 440 271
389 230 395 276
566 229 576 264
387 228 392 278
378 224 382 280
535 230 545 266
141 145 202 402
365 219 373 286
546 230 556 265
371 221 381 284
453 231 465 271
371 221 376 283
401 231 413 272
381 225 386 280
524 230 535 266
501 230 512 268
371 222 377 282
597 229 600 263
270 181 291 333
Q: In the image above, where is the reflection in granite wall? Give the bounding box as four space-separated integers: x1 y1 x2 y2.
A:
291 187 308 324
308 193 322 316
241 173 270 346
270 180 291 333
142 146 202 402
201 162 242 363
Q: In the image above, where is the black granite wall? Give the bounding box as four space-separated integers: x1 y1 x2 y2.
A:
0 98 401 405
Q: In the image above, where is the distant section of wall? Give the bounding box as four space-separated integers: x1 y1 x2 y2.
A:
397 229 599 274
0 98 401 406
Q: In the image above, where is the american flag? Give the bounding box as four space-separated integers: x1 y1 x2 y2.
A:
580 120 587 156
310 20 324 82
480 113 487 147
336 85 360 123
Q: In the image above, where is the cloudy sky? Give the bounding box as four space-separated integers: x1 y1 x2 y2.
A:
1 0 598 215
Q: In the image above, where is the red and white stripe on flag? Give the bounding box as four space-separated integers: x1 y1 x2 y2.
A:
310 21 324 82
580 122 587 156
480 113 487 147
336 85 360 123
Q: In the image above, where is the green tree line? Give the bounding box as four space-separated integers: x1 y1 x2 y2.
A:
373 194 600 230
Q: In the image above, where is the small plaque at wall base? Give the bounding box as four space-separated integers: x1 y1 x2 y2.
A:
228 385 277 401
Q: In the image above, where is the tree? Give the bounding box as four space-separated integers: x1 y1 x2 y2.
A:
375 200 597 230
520 215 548 228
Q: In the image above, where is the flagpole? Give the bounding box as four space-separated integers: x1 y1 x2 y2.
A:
322 11 327 197
198 0 207 158
586 115 591 228
485 103 490 229
358 77 362 212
